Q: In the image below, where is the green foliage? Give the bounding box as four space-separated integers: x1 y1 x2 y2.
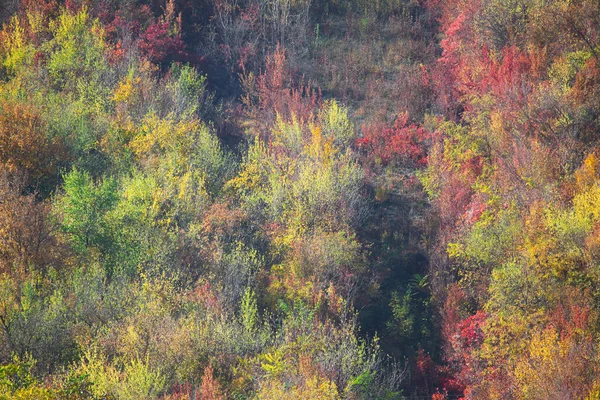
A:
450 206 521 266
233 110 365 235
0 356 37 394
78 348 166 400
386 274 433 351
388 290 415 339
289 230 366 282
486 261 551 317
46 9 109 96
318 100 355 148
167 64 215 119
0 272 78 373
54 371 94 400
131 114 233 197
116 357 167 400
55 169 119 266
241 288 258 333
0 355 59 399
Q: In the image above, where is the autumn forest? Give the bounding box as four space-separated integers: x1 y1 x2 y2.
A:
1 0 600 399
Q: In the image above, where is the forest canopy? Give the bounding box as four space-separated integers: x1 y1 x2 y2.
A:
1 0 600 399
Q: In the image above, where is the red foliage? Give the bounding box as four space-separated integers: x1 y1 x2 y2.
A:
462 198 487 226
434 170 476 242
357 113 431 168
18 0 58 21
243 46 320 138
457 312 486 348
429 2 541 120
188 282 223 315
441 285 468 348
13 0 58 45
412 348 465 399
413 349 440 394
548 290 595 341
200 364 224 400
139 21 187 65
0 170 66 275
432 11 468 117
0 99 69 186
428 0 482 119
436 311 488 398
98 5 149 41
424 0 600 396
466 46 533 107
64 0 81 12
572 58 600 104
168 381 199 400
431 391 448 400
259 46 319 124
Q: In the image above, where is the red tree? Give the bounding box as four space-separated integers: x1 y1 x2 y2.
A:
357 113 431 169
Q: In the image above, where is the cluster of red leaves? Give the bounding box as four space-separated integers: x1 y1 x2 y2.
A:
138 21 187 65
166 365 224 400
549 291 595 341
436 177 476 241
0 169 68 275
257 46 319 124
461 196 487 226
412 349 465 400
442 311 488 397
187 281 224 316
470 46 532 101
356 113 431 168
200 364 225 400
97 4 150 41
457 311 486 348
431 11 469 117
572 58 600 104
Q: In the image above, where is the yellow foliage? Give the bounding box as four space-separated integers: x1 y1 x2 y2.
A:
266 269 315 307
231 357 254 394
113 75 141 103
226 139 273 196
226 156 263 192
323 136 336 161
317 100 354 148
480 311 540 367
511 325 597 400
131 115 179 157
446 242 464 260
260 349 287 378
306 124 337 163
25 8 50 40
257 377 339 400
574 184 600 225
256 350 340 400
512 328 562 398
1 16 29 74
1 386 55 399
307 125 324 159
575 153 599 190
272 114 304 154
586 382 600 400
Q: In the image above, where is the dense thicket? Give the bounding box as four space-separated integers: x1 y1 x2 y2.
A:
1 0 600 399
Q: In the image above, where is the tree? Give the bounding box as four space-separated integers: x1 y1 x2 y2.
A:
0 99 68 193
54 169 119 273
